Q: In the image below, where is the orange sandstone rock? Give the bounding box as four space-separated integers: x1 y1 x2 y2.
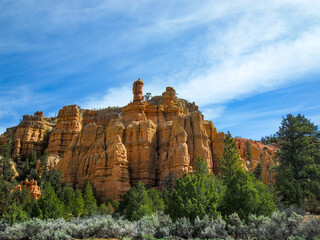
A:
0 79 279 200
53 80 225 200
2 112 55 158
13 178 41 200
234 138 278 184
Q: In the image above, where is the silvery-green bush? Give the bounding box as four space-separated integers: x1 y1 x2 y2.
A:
0 211 319 239
200 216 228 239
227 213 250 239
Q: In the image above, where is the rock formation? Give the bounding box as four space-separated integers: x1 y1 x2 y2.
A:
234 138 277 184
0 79 278 200
51 80 226 200
0 112 55 159
13 178 41 200
0 156 19 180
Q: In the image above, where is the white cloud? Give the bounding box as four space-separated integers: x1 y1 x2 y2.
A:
82 85 132 109
0 127 5 135
82 0 320 111
201 106 226 120
178 27 320 106
2 0 320 122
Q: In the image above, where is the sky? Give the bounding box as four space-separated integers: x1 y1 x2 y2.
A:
0 0 320 140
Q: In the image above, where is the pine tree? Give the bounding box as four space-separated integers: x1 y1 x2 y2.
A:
117 181 155 221
166 157 221 221
3 203 27 224
148 188 165 213
83 182 98 216
0 178 13 216
99 202 114 215
38 182 64 219
72 189 84 217
40 149 49 180
245 141 253 161
275 114 320 207
254 162 263 181
30 197 42 218
44 169 62 193
1 155 14 181
0 130 14 181
61 186 75 216
220 170 276 221
0 129 13 157
218 132 276 220
218 132 242 180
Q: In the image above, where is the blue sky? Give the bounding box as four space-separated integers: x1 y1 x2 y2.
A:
0 0 320 140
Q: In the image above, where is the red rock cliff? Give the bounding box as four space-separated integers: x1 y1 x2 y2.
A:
0 79 277 200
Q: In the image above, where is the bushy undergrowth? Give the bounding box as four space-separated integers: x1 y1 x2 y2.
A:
0 211 319 240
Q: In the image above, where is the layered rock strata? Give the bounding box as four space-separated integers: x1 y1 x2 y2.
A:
0 112 55 158
0 79 277 201
235 138 277 184
50 79 223 200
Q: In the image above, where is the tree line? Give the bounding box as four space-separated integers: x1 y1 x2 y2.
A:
0 113 319 225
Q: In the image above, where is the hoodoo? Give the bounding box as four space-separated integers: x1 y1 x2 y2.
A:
0 79 277 200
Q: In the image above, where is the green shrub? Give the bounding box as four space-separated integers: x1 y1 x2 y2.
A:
166 157 221 221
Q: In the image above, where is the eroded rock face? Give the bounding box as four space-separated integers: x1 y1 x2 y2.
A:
13 178 41 200
52 81 226 200
0 79 278 200
234 138 277 184
2 112 55 158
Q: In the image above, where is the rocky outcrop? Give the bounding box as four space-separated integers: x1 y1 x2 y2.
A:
48 105 81 166
53 79 225 200
0 156 19 180
235 138 277 184
0 112 55 159
0 79 278 201
13 179 41 200
14 112 55 157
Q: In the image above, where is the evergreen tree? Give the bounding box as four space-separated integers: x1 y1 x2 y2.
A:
166 157 221 221
20 147 38 181
245 141 253 161
254 162 263 181
30 197 42 218
0 178 13 216
220 170 276 221
40 149 49 181
27 147 37 171
275 114 320 207
218 132 242 180
117 181 155 221
0 130 14 181
61 186 75 217
72 189 84 217
99 202 114 215
38 182 64 219
1 155 14 182
44 169 63 193
17 186 32 215
0 129 13 157
83 182 98 216
218 132 276 220
148 188 165 213
3 203 27 224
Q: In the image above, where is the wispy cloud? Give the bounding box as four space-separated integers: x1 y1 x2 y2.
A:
82 85 132 109
79 0 320 110
1 0 320 138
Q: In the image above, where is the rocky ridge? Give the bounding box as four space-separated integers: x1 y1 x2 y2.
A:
0 79 278 200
